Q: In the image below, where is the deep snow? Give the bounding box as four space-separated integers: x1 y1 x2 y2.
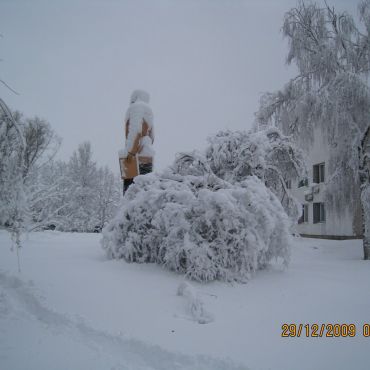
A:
0 230 369 370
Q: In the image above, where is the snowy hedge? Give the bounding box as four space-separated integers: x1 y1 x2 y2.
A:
101 153 291 282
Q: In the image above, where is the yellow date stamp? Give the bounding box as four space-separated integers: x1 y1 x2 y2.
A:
281 323 370 338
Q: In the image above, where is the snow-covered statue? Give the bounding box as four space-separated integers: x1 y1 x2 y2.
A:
121 89 155 194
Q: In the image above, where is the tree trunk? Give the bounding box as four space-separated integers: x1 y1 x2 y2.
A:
361 185 370 260
360 127 370 260
364 235 370 260
363 189 370 260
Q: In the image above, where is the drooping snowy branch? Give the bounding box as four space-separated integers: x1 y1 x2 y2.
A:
206 128 305 220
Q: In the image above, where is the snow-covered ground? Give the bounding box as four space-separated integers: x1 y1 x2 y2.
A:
0 230 369 370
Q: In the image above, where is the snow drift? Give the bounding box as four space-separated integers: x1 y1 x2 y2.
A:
177 281 214 324
101 152 291 282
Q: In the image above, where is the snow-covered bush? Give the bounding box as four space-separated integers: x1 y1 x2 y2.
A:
102 152 291 282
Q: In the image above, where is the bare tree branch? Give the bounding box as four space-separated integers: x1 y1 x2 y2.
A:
0 79 19 95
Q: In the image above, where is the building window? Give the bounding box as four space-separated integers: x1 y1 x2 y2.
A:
285 179 292 189
304 204 309 222
298 204 309 224
313 202 325 223
313 162 325 183
298 178 308 188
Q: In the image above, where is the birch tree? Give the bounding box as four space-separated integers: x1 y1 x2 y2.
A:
256 0 370 259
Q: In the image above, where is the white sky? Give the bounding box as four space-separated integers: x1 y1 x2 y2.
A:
0 0 358 173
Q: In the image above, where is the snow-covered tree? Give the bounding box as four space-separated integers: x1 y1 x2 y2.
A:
0 101 26 271
24 141 121 233
102 152 291 282
22 116 61 178
25 160 70 231
21 117 63 230
0 106 120 234
256 0 370 259
0 108 64 232
205 128 305 221
95 166 121 231
62 141 99 232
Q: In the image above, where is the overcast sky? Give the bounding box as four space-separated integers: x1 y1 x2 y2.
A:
0 0 359 173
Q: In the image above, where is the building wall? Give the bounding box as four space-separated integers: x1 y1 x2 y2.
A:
290 128 358 237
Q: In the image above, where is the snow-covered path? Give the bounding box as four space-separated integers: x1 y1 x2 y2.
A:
0 230 369 370
0 270 243 370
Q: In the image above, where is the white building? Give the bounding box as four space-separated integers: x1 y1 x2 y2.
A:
290 128 362 239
